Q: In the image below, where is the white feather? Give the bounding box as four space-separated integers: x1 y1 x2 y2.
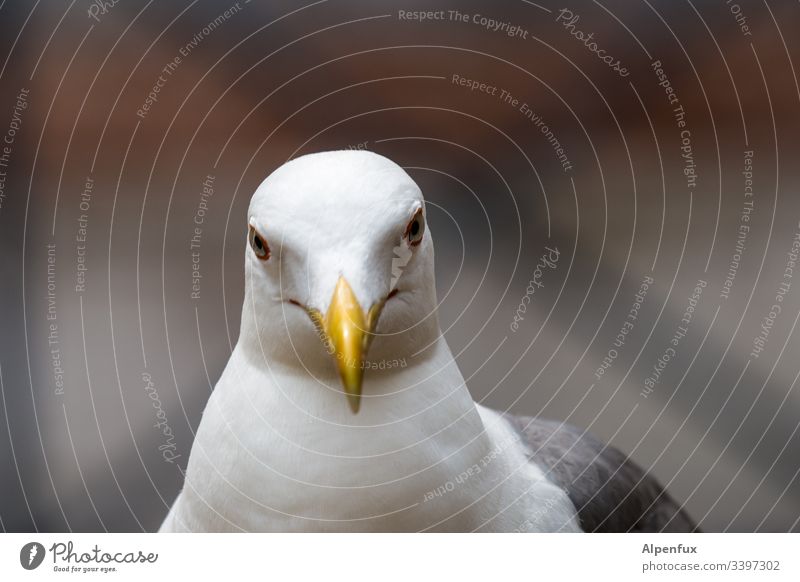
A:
161 151 580 532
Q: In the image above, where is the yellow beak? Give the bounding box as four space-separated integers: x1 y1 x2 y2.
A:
310 276 384 413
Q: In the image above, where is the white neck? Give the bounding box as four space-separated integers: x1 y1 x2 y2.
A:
174 330 580 532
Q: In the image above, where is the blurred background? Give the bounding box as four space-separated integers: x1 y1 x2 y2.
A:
1 0 799 532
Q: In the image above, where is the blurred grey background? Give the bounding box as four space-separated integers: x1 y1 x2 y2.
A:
1 0 799 532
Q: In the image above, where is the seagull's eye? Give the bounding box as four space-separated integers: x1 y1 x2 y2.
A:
404 208 425 247
248 225 270 261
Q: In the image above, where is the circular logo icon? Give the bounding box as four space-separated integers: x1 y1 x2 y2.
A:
19 542 46 570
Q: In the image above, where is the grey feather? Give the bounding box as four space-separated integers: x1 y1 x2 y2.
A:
507 415 700 532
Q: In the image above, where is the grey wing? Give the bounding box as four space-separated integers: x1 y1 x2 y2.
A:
507 415 700 532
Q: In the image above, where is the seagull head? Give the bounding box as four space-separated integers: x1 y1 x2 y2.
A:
242 150 439 414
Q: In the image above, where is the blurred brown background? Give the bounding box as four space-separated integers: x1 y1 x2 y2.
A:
1 0 799 532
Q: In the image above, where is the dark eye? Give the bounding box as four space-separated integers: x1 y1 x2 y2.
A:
248 225 270 260
405 208 425 246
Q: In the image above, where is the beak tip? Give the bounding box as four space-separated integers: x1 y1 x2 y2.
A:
342 373 363 414
346 393 361 414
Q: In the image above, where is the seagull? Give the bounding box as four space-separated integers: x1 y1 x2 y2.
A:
160 150 698 532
